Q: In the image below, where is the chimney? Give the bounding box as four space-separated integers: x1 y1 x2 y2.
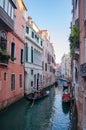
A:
28 16 32 25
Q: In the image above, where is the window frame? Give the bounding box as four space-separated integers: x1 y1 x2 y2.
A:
20 49 24 64
11 74 15 91
19 74 22 88
11 42 15 61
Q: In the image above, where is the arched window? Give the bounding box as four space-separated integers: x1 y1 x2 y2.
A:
0 31 7 50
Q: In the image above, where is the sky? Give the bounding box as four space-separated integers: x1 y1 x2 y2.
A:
24 0 72 63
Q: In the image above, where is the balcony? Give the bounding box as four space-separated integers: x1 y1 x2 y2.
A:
80 63 86 77
0 49 10 66
0 6 14 31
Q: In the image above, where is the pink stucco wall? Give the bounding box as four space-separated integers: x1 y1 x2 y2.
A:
0 0 26 110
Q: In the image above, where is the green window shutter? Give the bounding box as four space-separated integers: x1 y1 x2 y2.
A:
31 47 33 63
26 45 28 62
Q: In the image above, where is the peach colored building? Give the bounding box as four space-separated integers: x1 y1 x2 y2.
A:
0 0 27 110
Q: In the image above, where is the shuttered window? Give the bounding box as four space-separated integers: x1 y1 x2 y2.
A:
19 74 22 88
11 42 15 61
11 74 15 91
25 43 28 62
20 49 24 64
45 63 47 71
31 47 33 63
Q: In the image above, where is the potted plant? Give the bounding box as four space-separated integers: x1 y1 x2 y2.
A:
0 48 10 59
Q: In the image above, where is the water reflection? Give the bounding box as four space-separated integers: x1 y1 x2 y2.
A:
24 86 55 130
0 85 71 130
62 102 70 114
49 86 70 130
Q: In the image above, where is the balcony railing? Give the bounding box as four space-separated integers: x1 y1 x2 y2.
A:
80 63 86 77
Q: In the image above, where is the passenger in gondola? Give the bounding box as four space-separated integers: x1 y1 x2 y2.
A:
31 87 35 97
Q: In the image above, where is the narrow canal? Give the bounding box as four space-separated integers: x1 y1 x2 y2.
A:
0 85 73 130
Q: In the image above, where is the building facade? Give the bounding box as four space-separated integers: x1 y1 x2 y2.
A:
25 17 43 95
71 0 80 101
71 0 86 130
78 0 86 130
61 54 71 80
0 0 27 110
39 30 56 88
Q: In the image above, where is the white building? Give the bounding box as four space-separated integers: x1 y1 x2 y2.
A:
25 17 43 95
61 54 66 79
61 54 71 80
55 64 61 79
39 30 56 88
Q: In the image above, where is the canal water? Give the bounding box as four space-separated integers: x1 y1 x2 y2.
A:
0 85 72 130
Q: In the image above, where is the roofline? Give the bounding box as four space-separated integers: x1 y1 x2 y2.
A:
22 0 27 11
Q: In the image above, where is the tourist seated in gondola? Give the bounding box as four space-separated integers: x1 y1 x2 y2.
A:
31 87 36 97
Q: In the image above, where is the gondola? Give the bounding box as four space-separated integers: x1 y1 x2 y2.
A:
62 91 71 103
26 91 50 102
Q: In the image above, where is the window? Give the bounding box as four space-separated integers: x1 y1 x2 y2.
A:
75 67 78 82
26 26 29 34
34 74 36 87
20 49 24 64
45 63 47 71
0 31 7 50
11 7 14 20
42 61 44 70
75 0 77 9
41 40 43 46
11 42 15 61
32 32 34 38
31 47 33 63
37 37 39 43
35 34 37 39
31 69 33 75
4 72 6 80
31 81 33 87
25 43 28 62
19 74 22 88
8 2 11 17
11 74 15 91
5 0 8 13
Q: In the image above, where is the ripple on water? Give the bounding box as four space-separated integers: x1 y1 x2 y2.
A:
0 86 71 130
